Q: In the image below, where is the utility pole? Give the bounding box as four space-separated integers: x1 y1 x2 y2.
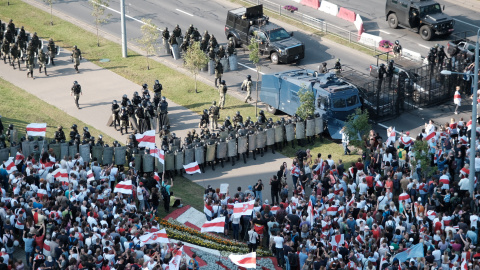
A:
120 0 127 57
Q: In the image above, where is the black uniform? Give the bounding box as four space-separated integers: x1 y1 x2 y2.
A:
55 130 66 142
377 65 386 91
47 40 56 65
112 103 120 128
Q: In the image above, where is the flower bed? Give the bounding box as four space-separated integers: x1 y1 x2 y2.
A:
192 248 277 270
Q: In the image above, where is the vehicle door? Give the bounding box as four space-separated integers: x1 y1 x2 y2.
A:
249 27 268 55
408 6 420 28
237 17 250 43
394 0 408 25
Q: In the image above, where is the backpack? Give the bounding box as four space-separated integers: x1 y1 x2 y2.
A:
161 184 169 199
6 234 13 248
73 85 81 95
288 253 298 266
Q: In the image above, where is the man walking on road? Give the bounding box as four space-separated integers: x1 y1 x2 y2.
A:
71 45 82 73
241 75 253 103
71 81 82 109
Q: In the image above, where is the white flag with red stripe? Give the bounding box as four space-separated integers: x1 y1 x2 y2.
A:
52 168 68 182
400 136 413 147
168 246 183 270
228 252 256 269
114 180 133 194
425 130 435 142
427 210 437 221
4 157 17 174
87 170 95 182
330 234 345 250
356 234 365 245
183 161 201 174
307 200 314 225
270 205 279 214
37 189 48 200
139 229 169 246
399 192 411 203
204 203 214 218
150 147 165 164
439 175 450 185
461 258 468 270
15 151 24 165
233 200 255 218
326 206 338 216
26 123 47 137
201 217 225 233
460 167 470 177
135 130 155 149
346 196 355 211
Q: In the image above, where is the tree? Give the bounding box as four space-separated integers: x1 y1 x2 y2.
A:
345 108 371 152
90 0 112 47
184 41 208 93
296 85 315 119
248 37 261 116
43 0 56 25
137 18 159 70
410 140 437 179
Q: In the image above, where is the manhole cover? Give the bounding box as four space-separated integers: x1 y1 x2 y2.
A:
99 59 110 62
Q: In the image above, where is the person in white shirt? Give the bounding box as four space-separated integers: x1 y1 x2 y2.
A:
137 183 145 211
358 179 368 196
273 232 285 268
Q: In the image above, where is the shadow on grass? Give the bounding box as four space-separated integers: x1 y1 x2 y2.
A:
104 65 128 70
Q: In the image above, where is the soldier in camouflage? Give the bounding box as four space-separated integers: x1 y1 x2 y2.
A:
1 39 10 64
71 81 82 108
209 101 219 130
26 50 35 79
47 38 57 65
199 109 209 128
72 45 82 73
214 61 223 88
233 111 243 127
203 30 210 45
38 49 48 76
120 106 129 135
241 75 253 103
111 100 121 129
218 80 227 109
9 41 20 70
227 39 236 56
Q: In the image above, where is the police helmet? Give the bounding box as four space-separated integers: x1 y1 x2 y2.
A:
336 58 340 62
104 144 109 147
259 110 264 115
236 111 241 116
113 100 117 105
176 24 179 28
28 136 34 141
190 24 193 28
113 140 119 145
162 125 168 130
73 81 78 85
8 124 13 129
440 45 444 49
98 135 103 140
142 83 148 89
394 40 399 45
209 47 214 51
134 91 139 96
71 124 77 130
226 116 230 120
221 80 226 85
203 109 208 114
145 94 150 100
246 116 251 121
380 63 385 67
162 96 166 101
123 94 128 99
60 139 65 143
212 101 216 105
127 100 131 106
247 75 251 79
322 62 327 66
155 80 159 85
276 120 281 125
389 59 394 64
430 48 435 52
33 32 37 36
268 117 273 122
219 45 223 50
434 43 439 48
83 127 89 132
190 34 194 38
138 103 143 108
75 134 81 139
73 45 77 49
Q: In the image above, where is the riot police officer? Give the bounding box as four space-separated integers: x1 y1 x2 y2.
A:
162 27 170 42
217 45 226 60
226 39 236 56
233 111 243 127
126 100 137 130
437 45 447 70
31 32 41 51
209 101 219 130
158 96 169 128
258 110 267 125
144 102 155 130
199 109 209 128
55 126 66 143
72 45 82 73
386 60 394 89
132 91 142 107
200 36 208 52
203 30 210 45
38 49 48 75
214 61 223 87
82 127 91 141
121 94 129 107
209 34 218 50
393 40 402 58
18 27 27 59
319 62 328 74
224 116 232 129
70 124 79 141
7 20 15 37
153 80 162 102
1 39 10 64
112 100 120 129
71 81 82 108
244 116 252 127
186 24 194 37
377 63 386 91
241 75 253 103
47 38 57 66
218 80 227 109
334 59 342 74
26 49 35 79
120 107 129 135
173 24 182 39
136 104 146 133
97 135 104 146
427 47 436 75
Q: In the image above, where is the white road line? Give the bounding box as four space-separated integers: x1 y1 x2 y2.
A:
377 123 390 129
238 62 265 75
379 30 391 35
175 8 194 17
418 44 430 49
455 19 480 29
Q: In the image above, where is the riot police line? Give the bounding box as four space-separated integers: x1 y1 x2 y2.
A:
162 24 238 74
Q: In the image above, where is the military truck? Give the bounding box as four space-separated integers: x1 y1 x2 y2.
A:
224 5 305 64
260 69 361 138
385 0 454 40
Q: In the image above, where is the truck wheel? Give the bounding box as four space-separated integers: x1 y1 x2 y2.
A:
388 13 398 29
419 25 433 41
270 52 279 65
266 104 277 114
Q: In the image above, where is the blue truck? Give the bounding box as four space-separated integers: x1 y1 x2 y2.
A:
260 69 362 139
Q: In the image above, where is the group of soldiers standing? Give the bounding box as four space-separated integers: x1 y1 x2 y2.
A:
110 80 169 135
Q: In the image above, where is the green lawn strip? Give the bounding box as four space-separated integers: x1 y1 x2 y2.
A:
0 77 116 145
157 175 206 217
279 138 359 164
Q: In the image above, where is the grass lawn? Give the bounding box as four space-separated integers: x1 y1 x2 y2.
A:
0 77 116 144
156 175 206 217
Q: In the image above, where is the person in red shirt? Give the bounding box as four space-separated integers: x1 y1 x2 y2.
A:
355 158 364 171
34 223 45 250
371 224 381 243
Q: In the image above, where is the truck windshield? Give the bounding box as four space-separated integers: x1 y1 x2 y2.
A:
419 4 442 15
332 95 359 109
269 29 291 41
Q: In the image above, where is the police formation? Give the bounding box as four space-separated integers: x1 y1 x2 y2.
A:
109 81 167 135
0 124 129 170
162 24 238 74
126 112 324 177
0 19 80 79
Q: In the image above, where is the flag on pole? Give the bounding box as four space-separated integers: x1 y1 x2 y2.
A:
14 151 24 165
394 243 424 262
228 252 256 269
233 200 255 218
87 170 95 182
150 147 165 164
114 180 133 194
26 123 47 137
461 258 468 270
183 161 201 174
201 217 226 233
139 229 169 246
135 130 155 149
168 246 183 270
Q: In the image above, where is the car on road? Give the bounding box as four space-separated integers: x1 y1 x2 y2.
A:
224 5 305 64
447 34 477 62
385 0 454 40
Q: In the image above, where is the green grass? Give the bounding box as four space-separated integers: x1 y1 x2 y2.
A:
156 175 206 217
0 77 116 144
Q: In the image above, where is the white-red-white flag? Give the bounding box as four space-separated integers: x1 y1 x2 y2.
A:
135 130 155 149
52 168 68 181
427 210 437 221
228 252 256 269
460 167 470 177
139 229 169 246
425 130 435 142
114 180 133 194
87 170 95 182
204 203 214 218
461 258 468 270
399 192 411 203
307 200 314 225
233 200 254 218
326 206 338 216
14 151 24 165
201 217 225 233
4 157 17 173
150 147 165 164
37 189 47 200
330 234 345 250
386 127 396 146
168 246 183 270
26 123 47 137
183 161 201 174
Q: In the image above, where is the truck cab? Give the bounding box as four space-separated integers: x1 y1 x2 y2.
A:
385 0 454 40
225 5 305 64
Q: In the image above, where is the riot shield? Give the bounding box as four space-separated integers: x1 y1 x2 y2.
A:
163 38 170 54
40 140 49 153
285 124 295 142
266 128 275 146
165 151 174 171
237 136 247 154
174 150 184 170
296 121 305 140
257 130 266 149
194 145 205 165
219 130 228 140
156 157 164 173
169 143 179 153
306 118 315 137
128 116 139 132
9 129 17 144
0 148 10 163
274 125 283 143
315 116 323 135
9 145 18 158
171 44 180 60
103 147 113 165
206 143 216 162
150 116 157 131
175 36 183 46
60 143 69 160
79 144 91 164
50 144 61 161
106 115 113 127
69 144 78 157
114 146 126 166
229 55 238 71
216 141 227 159
248 133 256 151
184 147 195 164
92 145 103 165
227 138 237 157
134 153 142 171
208 60 215 75
22 141 31 158
143 154 154 172
29 141 39 157
220 58 228 72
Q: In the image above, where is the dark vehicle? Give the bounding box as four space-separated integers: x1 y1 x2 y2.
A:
447 32 477 62
385 0 454 40
224 5 305 64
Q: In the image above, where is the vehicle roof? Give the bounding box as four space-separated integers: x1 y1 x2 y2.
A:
274 69 357 94
228 7 247 16
411 0 439 7
255 23 281 31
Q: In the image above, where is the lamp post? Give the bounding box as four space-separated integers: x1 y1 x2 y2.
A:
441 29 479 198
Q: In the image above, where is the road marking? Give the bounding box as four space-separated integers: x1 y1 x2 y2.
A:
455 19 480 29
175 8 194 17
379 30 391 35
418 44 430 49
238 62 265 75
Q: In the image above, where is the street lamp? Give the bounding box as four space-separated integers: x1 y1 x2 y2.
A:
441 28 479 198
